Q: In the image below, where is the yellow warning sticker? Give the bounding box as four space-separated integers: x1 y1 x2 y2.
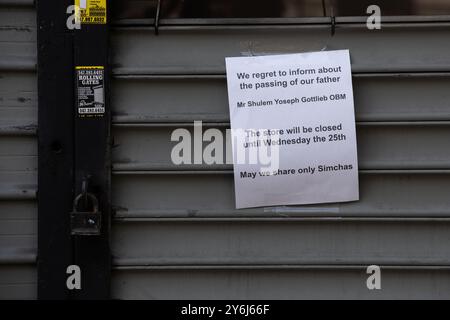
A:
75 66 104 70
75 0 107 24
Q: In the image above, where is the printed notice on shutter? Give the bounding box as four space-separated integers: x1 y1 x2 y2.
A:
76 66 105 118
75 0 107 24
225 50 359 209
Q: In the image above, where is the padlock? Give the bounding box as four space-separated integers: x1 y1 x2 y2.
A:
70 193 102 236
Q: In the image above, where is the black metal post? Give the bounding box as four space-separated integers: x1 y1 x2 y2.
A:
72 0 111 299
37 0 111 299
37 0 75 300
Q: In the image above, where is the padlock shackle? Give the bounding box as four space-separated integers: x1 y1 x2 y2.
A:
73 192 99 212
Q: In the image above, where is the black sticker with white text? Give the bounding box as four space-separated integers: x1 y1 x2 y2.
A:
76 66 105 118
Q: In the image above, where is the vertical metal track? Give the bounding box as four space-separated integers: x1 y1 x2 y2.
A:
37 0 111 299
72 0 111 298
37 0 74 299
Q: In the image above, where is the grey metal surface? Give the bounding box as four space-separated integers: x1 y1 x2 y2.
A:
0 6 36 71
112 24 450 74
112 123 450 170
112 267 450 300
9 1 450 299
0 265 36 300
112 218 450 266
0 201 36 257
112 172 450 218
112 74 450 123
110 18 450 299
0 72 37 132
0 3 37 300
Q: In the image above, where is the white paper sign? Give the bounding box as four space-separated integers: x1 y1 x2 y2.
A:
225 50 359 209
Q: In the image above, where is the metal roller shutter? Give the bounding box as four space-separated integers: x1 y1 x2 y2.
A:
2 1 450 300
110 19 450 299
0 0 37 300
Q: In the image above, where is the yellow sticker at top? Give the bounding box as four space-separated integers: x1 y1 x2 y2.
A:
75 0 107 24
75 66 104 70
